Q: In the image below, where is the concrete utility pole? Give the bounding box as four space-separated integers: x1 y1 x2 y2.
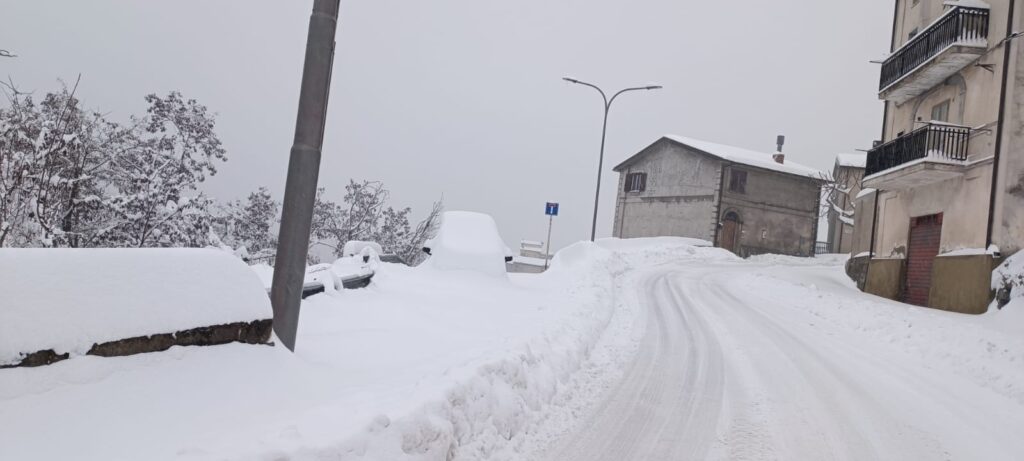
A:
562 77 661 241
270 0 341 352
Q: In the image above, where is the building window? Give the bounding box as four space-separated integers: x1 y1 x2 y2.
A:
908 27 919 40
625 172 647 193
729 169 747 194
931 99 951 123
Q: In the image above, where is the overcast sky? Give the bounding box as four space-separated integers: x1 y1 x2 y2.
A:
1 0 893 252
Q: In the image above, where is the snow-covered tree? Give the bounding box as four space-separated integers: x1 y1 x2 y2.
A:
98 92 226 247
228 186 279 258
305 181 442 264
0 80 122 247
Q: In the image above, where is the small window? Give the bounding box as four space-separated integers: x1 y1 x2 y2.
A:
931 99 951 123
908 27 919 40
624 172 647 193
729 169 747 194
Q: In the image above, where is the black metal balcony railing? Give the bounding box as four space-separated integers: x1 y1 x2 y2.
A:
866 124 971 176
879 6 989 91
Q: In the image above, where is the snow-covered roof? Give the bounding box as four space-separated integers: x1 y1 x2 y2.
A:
835 153 867 169
616 135 824 179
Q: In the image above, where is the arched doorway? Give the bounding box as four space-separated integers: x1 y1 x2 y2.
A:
720 211 741 254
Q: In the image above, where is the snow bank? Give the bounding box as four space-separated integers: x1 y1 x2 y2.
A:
422 211 509 277
0 249 271 366
747 252 849 266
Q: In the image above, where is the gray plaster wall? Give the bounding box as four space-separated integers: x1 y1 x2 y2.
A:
720 164 821 257
612 139 720 241
996 17 1024 256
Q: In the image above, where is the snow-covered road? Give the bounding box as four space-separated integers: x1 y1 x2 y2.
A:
543 261 1024 460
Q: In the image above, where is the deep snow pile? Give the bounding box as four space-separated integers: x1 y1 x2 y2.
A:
0 237 718 460
0 249 270 366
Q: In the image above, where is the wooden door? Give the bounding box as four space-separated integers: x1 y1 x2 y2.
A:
904 214 942 306
721 212 740 254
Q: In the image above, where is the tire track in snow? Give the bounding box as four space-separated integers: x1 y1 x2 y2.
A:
541 262 1011 460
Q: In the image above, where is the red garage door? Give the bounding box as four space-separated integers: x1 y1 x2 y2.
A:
904 214 942 306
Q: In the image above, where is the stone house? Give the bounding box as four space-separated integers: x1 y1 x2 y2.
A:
848 0 1024 314
611 135 824 257
826 154 867 254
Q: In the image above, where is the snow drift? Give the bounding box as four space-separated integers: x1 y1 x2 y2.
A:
0 248 271 366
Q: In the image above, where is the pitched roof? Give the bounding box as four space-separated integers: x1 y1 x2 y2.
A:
614 135 824 179
835 153 867 168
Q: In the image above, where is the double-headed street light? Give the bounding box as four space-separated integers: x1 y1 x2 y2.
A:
563 77 661 242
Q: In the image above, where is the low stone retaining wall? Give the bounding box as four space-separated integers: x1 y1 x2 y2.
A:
2 319 272 369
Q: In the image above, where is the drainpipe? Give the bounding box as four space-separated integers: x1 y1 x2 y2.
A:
869 189 880 259
713 163 727 246
987 0 1017 248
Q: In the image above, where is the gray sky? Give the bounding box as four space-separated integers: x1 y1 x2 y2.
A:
1 0 893 252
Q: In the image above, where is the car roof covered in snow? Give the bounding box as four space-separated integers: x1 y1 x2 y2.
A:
614 135 824 179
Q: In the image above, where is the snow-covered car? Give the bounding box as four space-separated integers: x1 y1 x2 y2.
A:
251 259 375 299
421 211 511 276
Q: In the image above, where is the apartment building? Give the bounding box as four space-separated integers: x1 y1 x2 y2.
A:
848 0 1024 313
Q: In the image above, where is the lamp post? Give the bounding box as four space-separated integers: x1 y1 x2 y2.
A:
270 0 341 352
563 77 661 241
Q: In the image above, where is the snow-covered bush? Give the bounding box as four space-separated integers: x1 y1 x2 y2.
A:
993 251 1024 308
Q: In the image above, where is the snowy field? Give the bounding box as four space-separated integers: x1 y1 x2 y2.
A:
2 240 1023 460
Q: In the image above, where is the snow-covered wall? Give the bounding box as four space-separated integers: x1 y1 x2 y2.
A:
0 249 272 366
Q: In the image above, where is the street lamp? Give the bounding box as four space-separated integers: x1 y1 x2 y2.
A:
563 77 661 242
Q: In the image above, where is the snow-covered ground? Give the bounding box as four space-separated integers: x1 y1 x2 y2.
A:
2 239 1022 460
543 252 1024 460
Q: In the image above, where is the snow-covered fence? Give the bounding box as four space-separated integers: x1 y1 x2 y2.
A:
0 249 273 368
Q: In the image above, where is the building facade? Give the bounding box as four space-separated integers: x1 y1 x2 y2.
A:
612 136 823 257
848 0 1024 313
826 154 867 255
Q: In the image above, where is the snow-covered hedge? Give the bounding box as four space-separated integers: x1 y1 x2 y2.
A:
993 250 1024 308
0 249 272 366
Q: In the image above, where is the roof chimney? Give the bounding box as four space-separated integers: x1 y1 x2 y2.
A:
773 135 785 164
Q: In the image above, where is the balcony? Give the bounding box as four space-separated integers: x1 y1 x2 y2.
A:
864 124 971 189
879 6 989 104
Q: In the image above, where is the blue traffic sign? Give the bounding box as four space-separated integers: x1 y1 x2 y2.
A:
545 202 559 216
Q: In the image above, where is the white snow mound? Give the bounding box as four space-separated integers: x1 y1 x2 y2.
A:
0 248 271 366
422 211 509 277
